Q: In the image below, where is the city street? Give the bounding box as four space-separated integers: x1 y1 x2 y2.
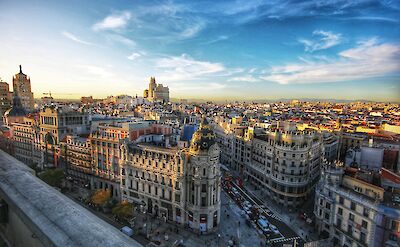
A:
65 184 266 247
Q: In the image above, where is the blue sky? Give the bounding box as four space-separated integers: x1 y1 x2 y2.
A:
0 0 399 102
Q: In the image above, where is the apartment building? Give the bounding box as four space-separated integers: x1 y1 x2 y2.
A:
11 117 42 167
39 106 90 167
315 164 400 247
245 122 324 208
61 135 92 188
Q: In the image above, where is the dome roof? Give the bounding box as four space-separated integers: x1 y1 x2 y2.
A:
4 93 27 117
190 117 216 153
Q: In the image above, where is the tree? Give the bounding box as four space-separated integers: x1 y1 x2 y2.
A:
112 201 133 219
38 168 65 188
91 189 111 206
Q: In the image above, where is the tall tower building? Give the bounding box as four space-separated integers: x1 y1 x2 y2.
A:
13 65 34 112
186 117 221 232
143 77 169 102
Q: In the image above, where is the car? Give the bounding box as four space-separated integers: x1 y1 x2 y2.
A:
257 219 270 233
269 224 280 234
120 226 134 237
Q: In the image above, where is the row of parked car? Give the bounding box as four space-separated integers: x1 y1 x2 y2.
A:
223 177 281 238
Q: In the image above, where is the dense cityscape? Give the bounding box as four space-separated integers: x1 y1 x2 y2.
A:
0 66 398 247
0 1 399 247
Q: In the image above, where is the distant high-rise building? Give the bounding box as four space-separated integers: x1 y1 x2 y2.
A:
0 80 12 120
12 65 34 112
143 77 169 102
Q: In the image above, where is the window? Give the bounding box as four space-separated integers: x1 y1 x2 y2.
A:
362 220 368 229
175 194 180 203
339 196 344 204
349 213 355 222
348 225 353 235
363 208 369 217
326 202 331 210
360 232 366 243
202 184 207 192
337 218 342 228
338 207 343 216
350 202 356 210
201 196 206 207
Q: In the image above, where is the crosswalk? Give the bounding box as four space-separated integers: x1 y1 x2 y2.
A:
270 236 302 244
268 214 282 221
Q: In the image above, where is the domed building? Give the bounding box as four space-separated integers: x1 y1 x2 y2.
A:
3 93 27 126
120 117 221 233
185 117 221 232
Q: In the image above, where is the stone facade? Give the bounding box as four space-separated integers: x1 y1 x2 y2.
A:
11 117 42 167
62 135 92 188
39 106 90 167
0 80 11 120
120 118 221 233
314 164 400 247
143 77 169 102
245 122 324 208
12 66 34 112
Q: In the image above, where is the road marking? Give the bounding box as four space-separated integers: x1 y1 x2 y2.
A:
270 236 301 243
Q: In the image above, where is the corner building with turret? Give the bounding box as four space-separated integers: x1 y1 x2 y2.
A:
120 118 221 233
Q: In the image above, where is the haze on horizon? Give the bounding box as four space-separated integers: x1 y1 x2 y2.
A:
0 0 399 102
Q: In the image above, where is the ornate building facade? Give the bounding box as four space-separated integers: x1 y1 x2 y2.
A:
143 77 169 102
12 65 34 112
314 164 400 247
245 122 324 208
120 118 221 233
39 106 90 167
0 80 11 120
61 135 92 188
11 117 42 167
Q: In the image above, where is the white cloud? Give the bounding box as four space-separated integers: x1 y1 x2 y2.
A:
127 52 144 61
228 75 259 82
261 38 400 84
299 30 342 52
203 35 229 44
93 11 131 31
248 67 257 73
180 22 205 38
156 54 225 81
61 31 93 45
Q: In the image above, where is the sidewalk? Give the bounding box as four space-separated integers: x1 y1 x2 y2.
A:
243 183 319 242
132 191 264 247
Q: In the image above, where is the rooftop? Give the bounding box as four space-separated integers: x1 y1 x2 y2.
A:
0 150 142 247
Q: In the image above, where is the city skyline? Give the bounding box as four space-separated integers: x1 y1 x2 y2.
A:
0 0 399 102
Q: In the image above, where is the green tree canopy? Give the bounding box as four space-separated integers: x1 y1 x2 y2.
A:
112 201 133 219
38 168 65 188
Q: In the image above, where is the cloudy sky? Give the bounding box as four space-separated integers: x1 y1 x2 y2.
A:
0 0 399 102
